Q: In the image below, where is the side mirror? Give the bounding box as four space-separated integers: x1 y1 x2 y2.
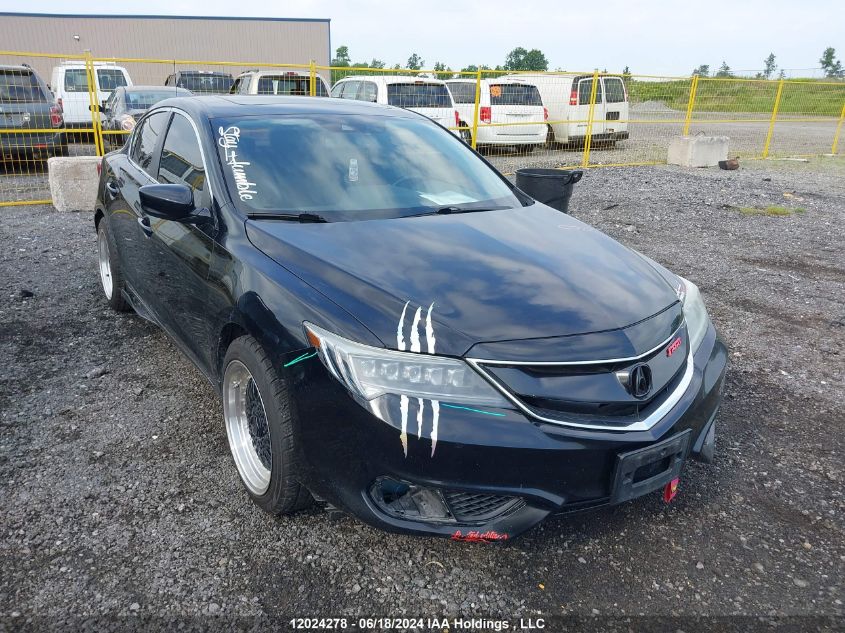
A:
139 184 195 220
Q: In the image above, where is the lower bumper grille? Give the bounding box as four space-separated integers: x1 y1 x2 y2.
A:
443 491 523 522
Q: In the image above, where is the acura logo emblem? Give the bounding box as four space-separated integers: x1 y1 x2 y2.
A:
619 363 652 399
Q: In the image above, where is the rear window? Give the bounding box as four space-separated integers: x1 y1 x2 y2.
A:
125 90 182 109
63 68 89 93
257 75 328 97
0 70 47 103
387 83 451 108
447 82 475 104
604 77 626 103
97 69 127 91
577 78 603 105
489 84 542 106
177 73 233 94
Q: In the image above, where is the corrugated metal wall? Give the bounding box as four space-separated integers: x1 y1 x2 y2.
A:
0 13 331 86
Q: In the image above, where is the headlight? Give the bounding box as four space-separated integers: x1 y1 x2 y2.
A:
119 115 136 131
304 323 509 407
678 277 710 353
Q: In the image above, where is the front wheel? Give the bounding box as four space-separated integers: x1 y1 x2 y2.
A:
222 336 313 515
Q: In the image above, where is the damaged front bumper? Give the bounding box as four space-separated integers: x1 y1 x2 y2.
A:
286 323 727 540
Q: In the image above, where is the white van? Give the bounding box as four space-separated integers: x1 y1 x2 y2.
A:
51 62 133 127
230 69 329 96
446 78 547 149
509 74 629 146
330 75 461 139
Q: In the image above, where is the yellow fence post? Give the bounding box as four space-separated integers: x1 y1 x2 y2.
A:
309 60 316 97
471 68 482 150
683 75 699 136
762 79 784 159
831 98 845 155
581 70 600 168
83 51 104 157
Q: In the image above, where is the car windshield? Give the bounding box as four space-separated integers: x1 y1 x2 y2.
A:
125 90 182 109
489 84 543 106
214 113 525 221
97 69 128 91
387 83 451 108
178 74 233 93
0 70 46 103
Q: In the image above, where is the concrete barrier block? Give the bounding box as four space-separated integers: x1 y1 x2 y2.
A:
667 136 729 168
48 156 101 212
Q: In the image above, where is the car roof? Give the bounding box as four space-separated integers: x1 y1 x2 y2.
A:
238 70 310 77
177 70 231 76
123 85 190 92
335 75 448 85
153 95 420 119
0 64 34 72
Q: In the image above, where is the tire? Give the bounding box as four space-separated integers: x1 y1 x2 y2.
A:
222 335 313 515
545 124 557 148
459 123 472 146
96 220 130 312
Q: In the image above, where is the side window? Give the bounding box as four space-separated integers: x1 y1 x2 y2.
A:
157 113 209 208
229 77 241 94
330 82 345 98
130 111 169 176
63 68 89 93
357 81 377 102
165 74 174 86
315 78 329 97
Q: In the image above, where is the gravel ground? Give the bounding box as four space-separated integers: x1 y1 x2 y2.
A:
1 156 844 629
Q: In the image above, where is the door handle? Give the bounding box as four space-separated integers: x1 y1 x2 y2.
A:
137 216 153 237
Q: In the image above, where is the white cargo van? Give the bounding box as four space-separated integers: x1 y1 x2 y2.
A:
50 62 132 128
446 77 547 149
509 74 629 146
330 76 461 139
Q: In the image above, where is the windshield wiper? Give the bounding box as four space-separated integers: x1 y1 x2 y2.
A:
247 212 328 223
406 206 508 218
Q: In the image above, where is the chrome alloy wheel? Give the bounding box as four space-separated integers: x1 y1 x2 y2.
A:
223 360 272 496
97 228 113 300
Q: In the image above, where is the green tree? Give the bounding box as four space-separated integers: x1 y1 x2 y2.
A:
368 59 386 69
715 61 733 78
406 53 424 71
503 47 548 72
692 64 710 77
819 47 844 78
763 53 777 80
332 45 351 67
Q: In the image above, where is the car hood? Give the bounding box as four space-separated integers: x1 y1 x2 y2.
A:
245 204 680 359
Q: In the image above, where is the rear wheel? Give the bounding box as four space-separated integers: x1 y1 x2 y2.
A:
96 220 130 312
222 336 312 515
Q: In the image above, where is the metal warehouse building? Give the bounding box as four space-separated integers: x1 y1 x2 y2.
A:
0 12 331 85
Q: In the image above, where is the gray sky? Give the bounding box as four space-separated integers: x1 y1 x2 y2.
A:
2 0 843 76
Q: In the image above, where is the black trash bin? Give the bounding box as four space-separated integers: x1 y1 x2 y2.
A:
515 168 584 214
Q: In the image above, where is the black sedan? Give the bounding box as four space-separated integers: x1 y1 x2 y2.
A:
93 96 727 540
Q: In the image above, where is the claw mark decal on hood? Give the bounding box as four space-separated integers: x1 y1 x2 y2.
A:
396 300 441 457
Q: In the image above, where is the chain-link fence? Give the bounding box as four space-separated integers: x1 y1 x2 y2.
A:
2 50 844 207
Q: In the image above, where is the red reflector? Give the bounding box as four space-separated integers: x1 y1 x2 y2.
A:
96 162 102 176
569 89 578 106
543 107 549 121
663 477 680 503
34 144 47 149
480 106 491 123
454 110 460 127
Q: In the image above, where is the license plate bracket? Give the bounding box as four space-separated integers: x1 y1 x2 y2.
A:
610 429 691 504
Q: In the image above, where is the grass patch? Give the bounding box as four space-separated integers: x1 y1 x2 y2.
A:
736 205 805 216
629 78 845 116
